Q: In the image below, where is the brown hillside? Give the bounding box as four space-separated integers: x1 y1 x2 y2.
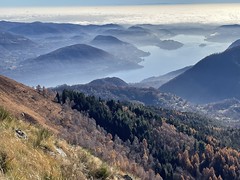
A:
0 75 63 133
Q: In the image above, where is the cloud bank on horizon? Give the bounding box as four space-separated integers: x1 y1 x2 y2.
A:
1 0 240 6
0 4 240 25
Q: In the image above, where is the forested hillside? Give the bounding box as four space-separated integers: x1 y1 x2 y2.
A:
57 89 240 179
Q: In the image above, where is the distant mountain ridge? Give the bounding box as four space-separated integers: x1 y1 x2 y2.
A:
205 24 240 42
160 44 240 104
7 21 85 35
90 35 150 63
103 26 184 50
0 31 35 50
135 66 192 88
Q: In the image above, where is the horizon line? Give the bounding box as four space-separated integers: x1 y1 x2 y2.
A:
1 2 240 8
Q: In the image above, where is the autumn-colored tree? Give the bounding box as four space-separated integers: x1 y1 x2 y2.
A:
181 150 193 172
202 167 217 180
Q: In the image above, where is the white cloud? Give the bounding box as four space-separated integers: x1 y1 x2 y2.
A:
0 4 240 25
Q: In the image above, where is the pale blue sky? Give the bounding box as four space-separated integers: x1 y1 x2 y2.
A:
0 0 239 7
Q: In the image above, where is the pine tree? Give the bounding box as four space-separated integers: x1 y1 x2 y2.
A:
55 92 61 103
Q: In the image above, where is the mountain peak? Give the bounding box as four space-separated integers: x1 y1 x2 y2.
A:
227 39 240 50
88 77 128 87
160 45 240 104
91 35 126 45
35 44 112 62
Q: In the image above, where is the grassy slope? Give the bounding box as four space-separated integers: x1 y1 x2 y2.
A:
0 75 63 133
0 107 126 179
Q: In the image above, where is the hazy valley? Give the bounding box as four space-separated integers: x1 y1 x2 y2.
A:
0 21 233 86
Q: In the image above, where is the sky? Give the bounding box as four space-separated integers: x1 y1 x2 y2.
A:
1 0 240 7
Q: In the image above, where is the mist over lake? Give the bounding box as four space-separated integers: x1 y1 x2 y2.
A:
0 4 239 85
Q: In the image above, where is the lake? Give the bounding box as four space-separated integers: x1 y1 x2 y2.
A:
108 35 230 82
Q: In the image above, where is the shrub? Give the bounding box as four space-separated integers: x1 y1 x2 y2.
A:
0 151 11 174
43 172 55 180
0 107 9 122
34 128 52 148
94 166 110 180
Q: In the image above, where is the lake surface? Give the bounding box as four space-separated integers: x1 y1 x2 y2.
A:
109 35 230 82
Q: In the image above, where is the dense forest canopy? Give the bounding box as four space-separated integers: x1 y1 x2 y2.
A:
56 89 240 179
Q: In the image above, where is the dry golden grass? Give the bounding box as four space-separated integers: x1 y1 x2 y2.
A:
0 108 122 180
0 109 63 179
